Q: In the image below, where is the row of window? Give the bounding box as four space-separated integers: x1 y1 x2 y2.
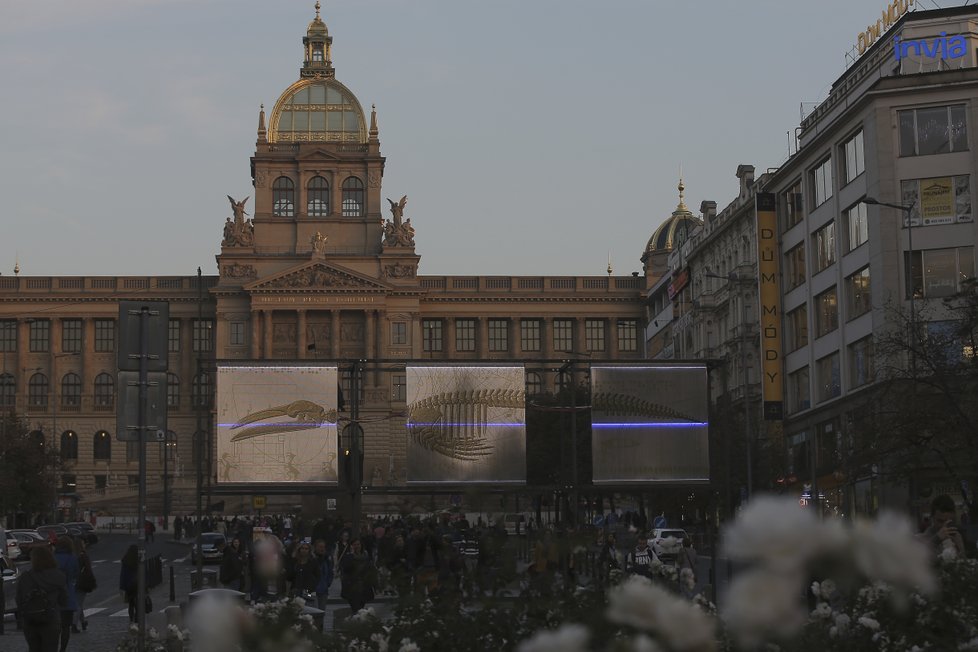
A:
419 318 639 353
272 176 364 218
785 336 874 413
0 372 212 409
51 431 185 466
784 203 870 290
784 267 871 351
0 318 213 354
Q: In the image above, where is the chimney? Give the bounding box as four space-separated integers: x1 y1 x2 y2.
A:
736 164 755 199
700 200 717 225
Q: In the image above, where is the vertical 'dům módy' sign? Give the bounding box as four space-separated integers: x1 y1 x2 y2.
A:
756 193 783 420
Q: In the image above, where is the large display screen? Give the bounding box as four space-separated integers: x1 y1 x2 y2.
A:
406 365 526 484
216 365 339 484
590 365 709 484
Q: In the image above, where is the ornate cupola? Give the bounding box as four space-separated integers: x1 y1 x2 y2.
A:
641 178 703 282
302 1 334 79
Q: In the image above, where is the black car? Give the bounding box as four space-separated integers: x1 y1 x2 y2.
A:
63 522 99 545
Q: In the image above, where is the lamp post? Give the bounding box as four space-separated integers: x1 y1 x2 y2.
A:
705 271 757 504
51 352 79 521
861 197 916 376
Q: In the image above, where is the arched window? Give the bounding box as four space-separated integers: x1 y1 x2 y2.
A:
192 372 212 408
61 372 81 407
167 373 180 408
526 372 543 397
273 176 295 217
61 430 78 460
342 176 364 217
94 373 114 407
93 430 111 461
307 176 330 216
28 373 48 407
0 373 14 407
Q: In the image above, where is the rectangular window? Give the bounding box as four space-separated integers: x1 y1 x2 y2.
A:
908 246 975 298
488 319 508 352
168 319 180 353
585 319 606 352
0 320 15 352
844 202 869 252
846 267 872 320
167 375 179 408
848 337 875 388
841 130 865 185
193 319 214 353
391 322 407 346
815 287 838 338
899 175 972 226
899 104 968 157
422 320 443 352
392 373 406 402
785 243 807 290
786 304 809 352
62 319 82 353
787 366 810 414
94 319 115 352
810 157 833 208
229 321 245 346
553 319 573 352
618 319 638 352
455 319 476 352
29 320 50 352
812 221 837 273
781 180 804 231
816 352 841 402
520 319 541 352
94 475 107 490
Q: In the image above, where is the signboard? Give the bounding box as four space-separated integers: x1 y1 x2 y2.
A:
590 365 709 484
667 268 690 300
405 365 526 484
756 193 784 420
855 0 914 55
116 371 168 441
252 495 267 510
117 301 169 372
216 365 339 484
902 176 973 226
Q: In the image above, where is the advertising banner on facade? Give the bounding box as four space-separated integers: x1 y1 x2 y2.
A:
406 365 526 484
901 175 973 226
216 365 339 484
757 192 784 420
590 365 709 484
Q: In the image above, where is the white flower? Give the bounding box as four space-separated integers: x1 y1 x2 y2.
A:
810 602 832 620
370 633 390 652
397 640 421 652
607 575 716 651
940 543 959 563
680 567 696 592
722 569 806 648
516 623 590 652
833 613 850 633
722 496 848 571
857 616 880 631
851 511 936 594
187 592 243 652
631 634 664 652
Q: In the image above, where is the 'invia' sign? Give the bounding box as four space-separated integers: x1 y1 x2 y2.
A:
894 32 967 62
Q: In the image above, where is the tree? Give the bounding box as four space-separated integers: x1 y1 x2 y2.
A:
0 412 62 524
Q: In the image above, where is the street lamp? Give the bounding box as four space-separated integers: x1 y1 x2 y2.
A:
861 197 917 376
705 271 757 504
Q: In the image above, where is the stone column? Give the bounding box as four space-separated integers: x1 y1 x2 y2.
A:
80 318 93 398
297 309 307 360
251 310 262 359
263 310 273 360
541 316 552 359
366 310 377 385
609 318 618 354
181 318 193 406
575 317 587 356
331 310 341 358
478 317 489 358
508 318 516 356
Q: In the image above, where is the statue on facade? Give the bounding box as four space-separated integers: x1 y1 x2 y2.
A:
222 194 255 247
310 231 328 255
383 195 416 247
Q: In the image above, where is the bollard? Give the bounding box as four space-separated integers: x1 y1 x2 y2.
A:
169 565 176 603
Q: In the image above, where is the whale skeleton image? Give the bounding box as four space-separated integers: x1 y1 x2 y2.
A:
230 399 338 441
407 389 525 461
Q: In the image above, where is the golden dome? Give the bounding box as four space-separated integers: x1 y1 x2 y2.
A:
643 179 703 258
269 78 366 144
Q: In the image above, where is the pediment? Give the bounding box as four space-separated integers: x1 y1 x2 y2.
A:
296 148 342 161
245 262 390 292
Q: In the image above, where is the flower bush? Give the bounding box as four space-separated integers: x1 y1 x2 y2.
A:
116 498 977 652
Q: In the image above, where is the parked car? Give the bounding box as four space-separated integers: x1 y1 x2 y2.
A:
1 554 20 613
9 530 52 561
36 524 68 544
191 532 227 564
4 532 22 562
64 522 99 545
649 528 689 562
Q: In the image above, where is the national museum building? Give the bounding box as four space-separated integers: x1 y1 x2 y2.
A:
0 8 652 517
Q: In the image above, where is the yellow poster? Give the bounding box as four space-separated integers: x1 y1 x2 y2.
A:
756 193 783 420
920 177 954 225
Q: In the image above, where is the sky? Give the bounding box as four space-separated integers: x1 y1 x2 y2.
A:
0 0 940 278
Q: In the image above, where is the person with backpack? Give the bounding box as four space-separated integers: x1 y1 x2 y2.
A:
74 540 96 632
53 538 79 652
16 546 68 652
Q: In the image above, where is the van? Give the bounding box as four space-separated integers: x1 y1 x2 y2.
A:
502 513 526 535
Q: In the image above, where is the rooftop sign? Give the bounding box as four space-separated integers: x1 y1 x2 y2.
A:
857 0 915 55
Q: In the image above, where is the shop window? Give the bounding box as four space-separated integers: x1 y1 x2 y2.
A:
899 105 968 156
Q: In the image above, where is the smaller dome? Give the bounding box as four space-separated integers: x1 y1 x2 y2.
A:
642 179 703 258
307 17 328 35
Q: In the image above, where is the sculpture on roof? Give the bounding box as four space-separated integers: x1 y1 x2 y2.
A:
222 194 255 247
310 231 328 255
383 195 415 248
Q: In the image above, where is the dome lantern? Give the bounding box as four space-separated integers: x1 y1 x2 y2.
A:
302 1 334 79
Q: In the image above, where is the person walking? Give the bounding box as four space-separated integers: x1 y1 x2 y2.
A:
339 538 376 614
73 540 96 632
219 537 247 592
313 539 334 611
119 545 139 623
52 538 79 652
288 541 320 600
173 516 183 541
625 534 661 579
16 546 68 652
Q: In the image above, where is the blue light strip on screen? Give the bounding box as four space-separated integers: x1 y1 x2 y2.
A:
592 422 708 428
405 422 525 427
590 366 705 370
218 423 336 428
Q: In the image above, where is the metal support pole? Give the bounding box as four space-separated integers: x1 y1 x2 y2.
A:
195 267 204 587
136 306 149 651
569 363 578 527
742 290 752 501
163 432 169 529
351 360 363 537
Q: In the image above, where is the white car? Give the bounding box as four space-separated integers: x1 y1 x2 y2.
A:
649 528 688 562
4 531 22 563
